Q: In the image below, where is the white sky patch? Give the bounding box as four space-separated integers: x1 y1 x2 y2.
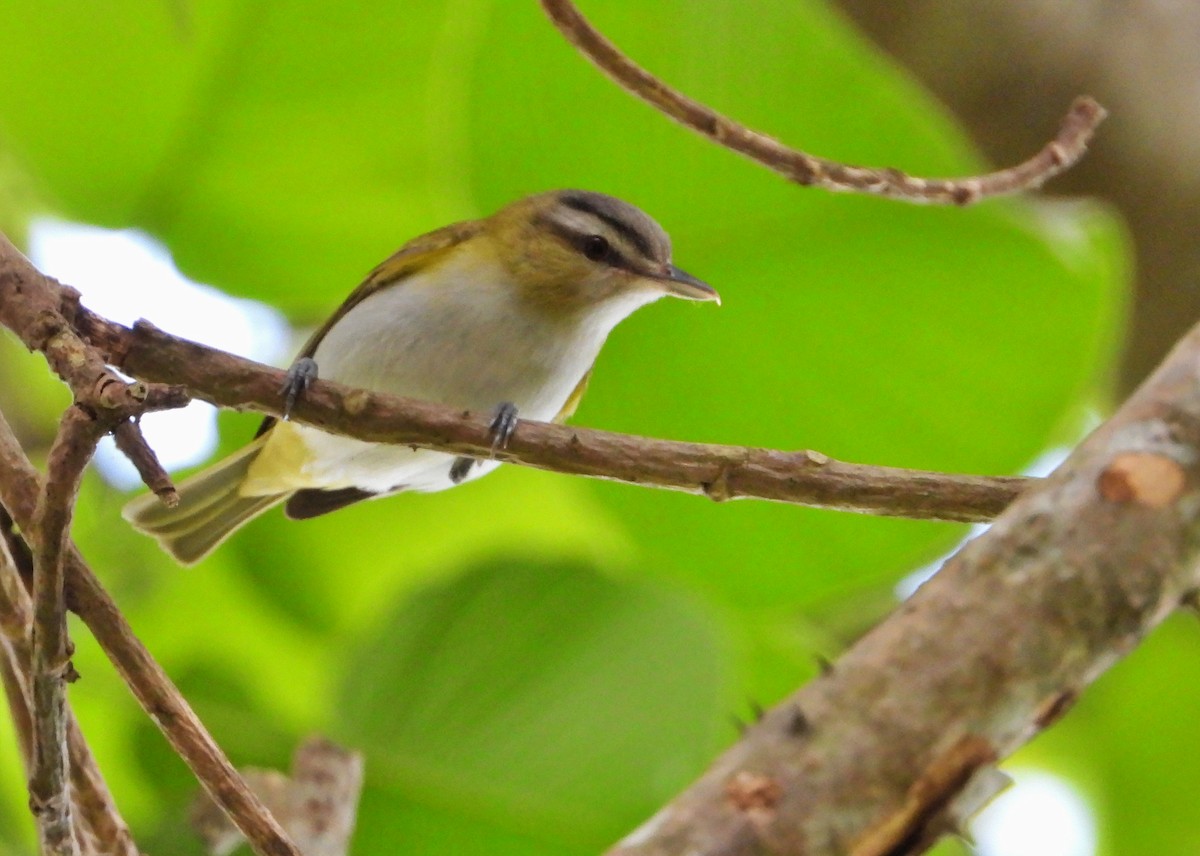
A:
28 219 291 488
972 768 1098 856
893 446 1074 600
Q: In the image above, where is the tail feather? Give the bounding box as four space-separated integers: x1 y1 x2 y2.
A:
122 437 288 565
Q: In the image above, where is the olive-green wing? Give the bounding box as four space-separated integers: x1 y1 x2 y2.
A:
257 218 485 438
296 218 485 361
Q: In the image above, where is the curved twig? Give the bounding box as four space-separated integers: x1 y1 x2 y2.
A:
540 0 1106 204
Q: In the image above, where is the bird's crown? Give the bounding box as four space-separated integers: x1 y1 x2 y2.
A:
487 189 717 310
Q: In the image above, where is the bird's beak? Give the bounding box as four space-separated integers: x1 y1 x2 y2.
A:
656 264 721 304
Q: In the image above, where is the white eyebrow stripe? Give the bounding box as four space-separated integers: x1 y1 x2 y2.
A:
544 207 649 261
546 206 602 237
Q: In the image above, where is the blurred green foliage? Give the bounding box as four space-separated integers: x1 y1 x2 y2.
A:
0 0 1158 854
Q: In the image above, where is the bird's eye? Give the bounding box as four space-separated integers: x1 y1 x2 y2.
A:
582 234 610 262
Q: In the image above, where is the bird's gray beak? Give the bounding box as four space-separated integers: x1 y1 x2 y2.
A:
658 264 721 304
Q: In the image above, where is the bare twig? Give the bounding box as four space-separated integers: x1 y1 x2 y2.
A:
0 534 34 769
0 639 33 763
540 0 1106 204
0 524 33 642
0 526 140 856
113 420 179 507
28 406 102 856
192 736 363 856
0 409 301 856
0 226 280 850
606 323 1200 855
79 314 1028 524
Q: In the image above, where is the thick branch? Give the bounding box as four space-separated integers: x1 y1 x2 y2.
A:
607 327 1200 854
77 314 1027 524
0 411 301 856
540 0 1105 204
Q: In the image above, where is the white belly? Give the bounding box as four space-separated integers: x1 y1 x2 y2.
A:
242 251 658 496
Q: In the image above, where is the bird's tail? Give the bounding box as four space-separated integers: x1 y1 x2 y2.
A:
122 436 287 566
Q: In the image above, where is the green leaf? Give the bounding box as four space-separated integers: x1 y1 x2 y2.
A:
335 559 730 852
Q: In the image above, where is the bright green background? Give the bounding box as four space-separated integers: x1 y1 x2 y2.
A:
0 0 1176 854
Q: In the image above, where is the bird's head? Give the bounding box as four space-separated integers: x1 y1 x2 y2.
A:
487 190 719 317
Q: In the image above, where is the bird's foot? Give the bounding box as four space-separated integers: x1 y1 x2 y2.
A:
448 456 475 484
448 403 517 483
280 357 319 420
488 401 519 454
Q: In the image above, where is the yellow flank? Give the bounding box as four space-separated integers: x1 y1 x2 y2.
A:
555 369 592 423
240 422 315 495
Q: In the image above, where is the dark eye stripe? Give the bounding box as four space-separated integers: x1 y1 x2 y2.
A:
558 193 656 260
537 214 634 271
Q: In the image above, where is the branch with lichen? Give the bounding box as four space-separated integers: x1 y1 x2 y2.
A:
606 317 1200 856
539 0 1105 204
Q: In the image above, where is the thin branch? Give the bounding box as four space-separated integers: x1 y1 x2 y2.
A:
0 535 34 769
79 314 1028 524
0 520 33 642
0 525 139 856
113 420 179 508
0 222 1028 524
0 639 33 763
192 736 363 856
0 409 301 856
606 323 1200 855
540 0 1106 204
0 229 290 850
28 406 101 856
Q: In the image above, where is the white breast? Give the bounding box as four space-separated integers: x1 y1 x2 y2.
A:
243 249 661 496
316 255 595 419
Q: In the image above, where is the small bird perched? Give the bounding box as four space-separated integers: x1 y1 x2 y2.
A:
123 190 719 564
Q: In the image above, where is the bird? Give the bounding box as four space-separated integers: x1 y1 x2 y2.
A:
123 189 719 565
